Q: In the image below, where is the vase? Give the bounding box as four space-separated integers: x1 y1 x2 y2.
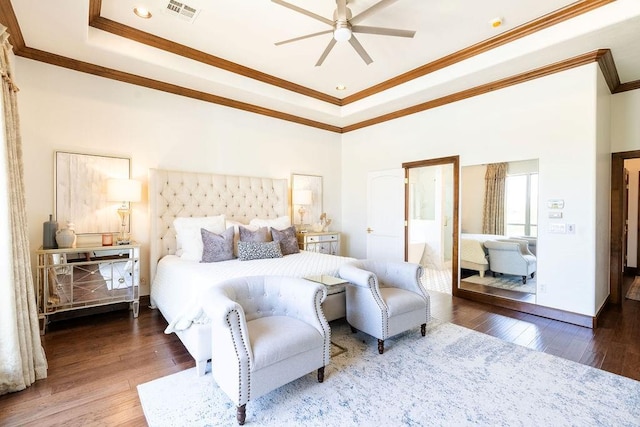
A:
43 214 58 249
56 221 77 249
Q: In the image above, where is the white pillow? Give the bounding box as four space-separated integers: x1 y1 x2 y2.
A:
174 215 226 261
249 215 291 231
226 220 258 257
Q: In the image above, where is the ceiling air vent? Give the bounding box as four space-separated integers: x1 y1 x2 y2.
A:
164 0 201 23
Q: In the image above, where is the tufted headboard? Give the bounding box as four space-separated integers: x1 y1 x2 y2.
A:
148 168 289 281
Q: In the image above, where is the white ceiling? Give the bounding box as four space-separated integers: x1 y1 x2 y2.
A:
8 0 640 129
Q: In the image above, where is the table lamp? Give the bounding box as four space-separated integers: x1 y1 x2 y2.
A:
293 189 313 227
107 178 142 245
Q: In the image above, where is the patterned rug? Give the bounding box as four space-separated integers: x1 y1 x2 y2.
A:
137 320 640 426
462 273 536 294
626 276 640 301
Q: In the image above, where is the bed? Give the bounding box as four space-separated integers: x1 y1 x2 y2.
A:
148 168 355 376
460 233 506 277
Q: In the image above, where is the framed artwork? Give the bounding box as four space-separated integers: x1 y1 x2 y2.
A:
291 174 322 227
55 151 131 234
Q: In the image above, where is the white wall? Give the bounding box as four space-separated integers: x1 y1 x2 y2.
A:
611 90 640 153
342 64 600 316
595 70 612 312
16 59 342 295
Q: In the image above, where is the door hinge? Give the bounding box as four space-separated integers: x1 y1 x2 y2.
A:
404 178 409 184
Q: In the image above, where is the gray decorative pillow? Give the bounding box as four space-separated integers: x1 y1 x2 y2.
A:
271 226 300 255
200 227 235 263
239 225 271 242
237 241 283 261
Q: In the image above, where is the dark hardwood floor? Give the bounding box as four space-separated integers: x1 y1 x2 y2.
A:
1 277 639 426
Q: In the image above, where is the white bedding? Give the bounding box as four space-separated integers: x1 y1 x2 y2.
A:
151 250 356 333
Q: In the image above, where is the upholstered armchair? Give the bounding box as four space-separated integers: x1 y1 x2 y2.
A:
202 276 331 425
338 260 430 354
484 239 537 284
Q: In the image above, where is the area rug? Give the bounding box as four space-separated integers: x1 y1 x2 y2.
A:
462 273 536 294
137 320 640 426
626 276 640 301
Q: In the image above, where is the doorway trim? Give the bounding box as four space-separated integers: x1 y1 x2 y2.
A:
611 150 640 304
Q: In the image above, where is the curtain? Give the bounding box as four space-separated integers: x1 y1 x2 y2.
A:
482 163 507 235
0 25 47 395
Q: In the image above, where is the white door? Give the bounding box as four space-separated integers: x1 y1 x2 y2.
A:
366 169 405 261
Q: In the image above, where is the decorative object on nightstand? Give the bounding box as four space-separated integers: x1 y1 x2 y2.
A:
293 189 312 227
55 221 76 249
43 214 58 249
107 178 142 245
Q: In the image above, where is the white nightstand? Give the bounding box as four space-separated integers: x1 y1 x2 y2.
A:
35 242 140 333
297 231 340 255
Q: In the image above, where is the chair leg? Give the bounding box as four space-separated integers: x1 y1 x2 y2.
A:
421 323 426 336
378 339 384 354
237 404 246 425
317 366 325 383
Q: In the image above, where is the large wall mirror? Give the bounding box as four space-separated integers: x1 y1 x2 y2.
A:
459 159 539 303
55 151 131 234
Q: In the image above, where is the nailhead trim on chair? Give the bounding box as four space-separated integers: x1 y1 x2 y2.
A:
226 309 251 403
367 275 389 340
415 266 432 323
310 287 330 365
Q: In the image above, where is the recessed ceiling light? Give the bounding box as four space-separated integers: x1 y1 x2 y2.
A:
490 17 503 28
134 6 152 19
336 85 347 91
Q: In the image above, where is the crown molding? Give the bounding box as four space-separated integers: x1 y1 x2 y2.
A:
0 1 637 134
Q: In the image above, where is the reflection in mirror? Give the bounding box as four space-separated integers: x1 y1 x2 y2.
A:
459 159 538 303
407 163 454 294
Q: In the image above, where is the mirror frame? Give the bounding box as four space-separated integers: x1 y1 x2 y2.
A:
403 155 460 294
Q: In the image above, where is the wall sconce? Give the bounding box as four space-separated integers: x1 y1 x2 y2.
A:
107 178 142 245
293 189 313 227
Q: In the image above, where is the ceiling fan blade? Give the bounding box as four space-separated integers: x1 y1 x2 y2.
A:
352 25 415 38
275 30 333 46
349 35 373 65
271 0 334 26
315 38 337 67
350 0 402 25
336 0 348 21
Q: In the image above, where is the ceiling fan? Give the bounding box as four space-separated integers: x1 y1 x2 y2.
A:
272 0 416 66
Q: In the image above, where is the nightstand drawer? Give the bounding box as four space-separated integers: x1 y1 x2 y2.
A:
297 232 341 256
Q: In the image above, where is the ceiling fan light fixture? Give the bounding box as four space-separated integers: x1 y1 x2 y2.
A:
334 22 352 42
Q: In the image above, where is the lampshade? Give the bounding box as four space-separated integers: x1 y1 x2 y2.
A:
107 179 142 203
293 189 312 206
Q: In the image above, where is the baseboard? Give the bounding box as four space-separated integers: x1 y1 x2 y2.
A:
455 289 595 328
